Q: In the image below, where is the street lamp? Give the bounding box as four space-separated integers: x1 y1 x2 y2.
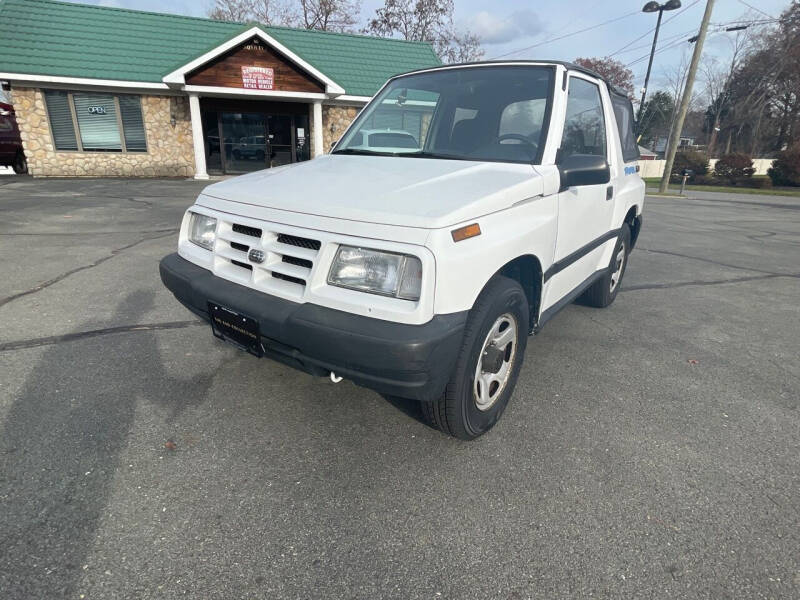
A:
637 0 682 128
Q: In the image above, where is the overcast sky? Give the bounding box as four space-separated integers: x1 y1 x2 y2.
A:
68 0 790 94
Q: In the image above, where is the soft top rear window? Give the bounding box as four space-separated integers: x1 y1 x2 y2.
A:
610 94 640 163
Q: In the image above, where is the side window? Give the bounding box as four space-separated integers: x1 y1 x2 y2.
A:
0 115 13 133
561 78 606 158
611 94 640 162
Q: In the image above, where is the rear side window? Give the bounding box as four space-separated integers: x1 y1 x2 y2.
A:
611 94 640 162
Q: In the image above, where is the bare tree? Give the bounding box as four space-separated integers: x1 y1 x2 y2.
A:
366 0 484 63
700 28 750 155
209 0 257 21
208 0 299 27
299 0 361 32
659 48 697 150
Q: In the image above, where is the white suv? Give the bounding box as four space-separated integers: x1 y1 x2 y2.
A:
160 61 645 439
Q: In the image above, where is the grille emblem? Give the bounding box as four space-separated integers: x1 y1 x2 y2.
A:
248 249 265 264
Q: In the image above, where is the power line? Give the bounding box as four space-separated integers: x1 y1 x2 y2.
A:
627 35 691 68
614 27 698 57
609 0 701 58
489 9 641 60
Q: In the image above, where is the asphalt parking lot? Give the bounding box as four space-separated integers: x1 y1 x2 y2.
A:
1 176 798 599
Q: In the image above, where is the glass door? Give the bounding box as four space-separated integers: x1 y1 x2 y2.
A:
203 110 222 173
267 115 293 167
294 114 310 162
221 112 268 173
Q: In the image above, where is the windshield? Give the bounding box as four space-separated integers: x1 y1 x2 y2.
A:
334 65 554 164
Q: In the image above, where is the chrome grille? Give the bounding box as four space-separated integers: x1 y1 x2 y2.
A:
213 218 322 300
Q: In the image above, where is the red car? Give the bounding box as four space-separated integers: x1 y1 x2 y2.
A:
0 101 28 174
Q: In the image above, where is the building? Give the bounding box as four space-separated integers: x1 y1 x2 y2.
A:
637 145 657 161
0 0 439 178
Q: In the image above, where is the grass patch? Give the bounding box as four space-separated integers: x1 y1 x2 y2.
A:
642 177 800 198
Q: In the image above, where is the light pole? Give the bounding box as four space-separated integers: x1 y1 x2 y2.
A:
637 0 682 130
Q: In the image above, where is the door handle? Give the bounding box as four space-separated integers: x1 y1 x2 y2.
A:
606 186 614 201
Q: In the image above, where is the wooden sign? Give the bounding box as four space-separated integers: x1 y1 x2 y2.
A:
241 66 274 90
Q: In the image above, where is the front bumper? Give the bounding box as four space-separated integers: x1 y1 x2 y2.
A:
159 253 467 401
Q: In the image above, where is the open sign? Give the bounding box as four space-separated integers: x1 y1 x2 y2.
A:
87 106 107 115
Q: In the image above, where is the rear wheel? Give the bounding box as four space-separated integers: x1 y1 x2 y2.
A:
421 276 529 440
579 224 630 308
12 151 27 174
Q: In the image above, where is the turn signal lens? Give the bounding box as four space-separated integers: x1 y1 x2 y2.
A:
451 223 481 242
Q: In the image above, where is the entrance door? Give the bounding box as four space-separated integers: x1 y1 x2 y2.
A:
202 105 312 175
222 112 268 173
267 115 293 167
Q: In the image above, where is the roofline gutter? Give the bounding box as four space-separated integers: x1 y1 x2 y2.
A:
0 73 376 104
0 72 171 90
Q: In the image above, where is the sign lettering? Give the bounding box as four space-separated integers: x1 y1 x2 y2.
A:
87 106 107 115
241 66 274 90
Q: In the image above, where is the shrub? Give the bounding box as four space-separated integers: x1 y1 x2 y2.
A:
742 177 772 189
713 153 755 185
691 174 717 186
670 151 709 182
768 146 800 187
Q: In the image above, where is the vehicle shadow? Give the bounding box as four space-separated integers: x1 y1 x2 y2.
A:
380 394 444 433
0 289 214 598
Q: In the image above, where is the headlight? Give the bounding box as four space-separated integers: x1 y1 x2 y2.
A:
188 212 217 251
328 246 422 301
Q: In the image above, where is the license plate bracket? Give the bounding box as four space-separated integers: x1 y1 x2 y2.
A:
208 302 263 357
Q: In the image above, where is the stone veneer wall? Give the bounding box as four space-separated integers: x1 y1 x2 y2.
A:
322 104 362 152
12 87 195 177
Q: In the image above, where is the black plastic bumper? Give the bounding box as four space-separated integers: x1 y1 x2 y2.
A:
159 253 467 401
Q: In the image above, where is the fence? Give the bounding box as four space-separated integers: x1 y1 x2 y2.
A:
638 158 774 179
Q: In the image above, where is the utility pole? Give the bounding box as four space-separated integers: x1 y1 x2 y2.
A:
658 0 715 193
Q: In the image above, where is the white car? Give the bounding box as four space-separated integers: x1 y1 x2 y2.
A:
344 128 420 151
161 61 645 439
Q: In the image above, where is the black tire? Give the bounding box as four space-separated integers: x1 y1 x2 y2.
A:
579 224 630 308
12 151 27 175
421 276 529 440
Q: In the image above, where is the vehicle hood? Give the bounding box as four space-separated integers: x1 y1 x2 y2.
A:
201 154 545 229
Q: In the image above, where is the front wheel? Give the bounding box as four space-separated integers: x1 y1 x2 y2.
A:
421 276 529 440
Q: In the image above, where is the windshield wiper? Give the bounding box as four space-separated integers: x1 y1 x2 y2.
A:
404 151 474 161
331 148 398 157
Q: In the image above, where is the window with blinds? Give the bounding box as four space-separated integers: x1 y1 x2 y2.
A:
43 91 147 153
44 91 79 151
73 93 121 151
119 95 146 152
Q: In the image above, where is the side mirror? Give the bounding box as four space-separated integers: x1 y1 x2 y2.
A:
557 154 610 191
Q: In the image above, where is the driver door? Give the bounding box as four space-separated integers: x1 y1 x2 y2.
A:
545 75 616 307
